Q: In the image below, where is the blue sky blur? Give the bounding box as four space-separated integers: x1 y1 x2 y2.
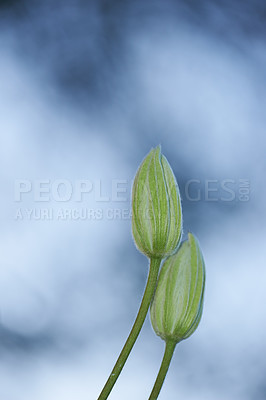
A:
0 1 265 399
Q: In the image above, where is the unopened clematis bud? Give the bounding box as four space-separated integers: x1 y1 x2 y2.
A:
132 146 182 259
150 233 205 343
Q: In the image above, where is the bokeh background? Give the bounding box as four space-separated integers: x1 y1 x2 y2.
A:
0 1 265 399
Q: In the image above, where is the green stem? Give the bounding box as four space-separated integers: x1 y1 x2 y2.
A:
98 257 161 400
148 340 176 400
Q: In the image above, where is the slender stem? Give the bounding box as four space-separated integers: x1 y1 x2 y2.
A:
148 340 176 400
98 257 161 400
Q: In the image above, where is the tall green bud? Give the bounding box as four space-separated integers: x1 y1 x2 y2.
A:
150 233 205 343
132 146 182 259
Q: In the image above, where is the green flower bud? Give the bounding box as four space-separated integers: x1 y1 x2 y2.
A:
150 233 205 343
132 146 182 259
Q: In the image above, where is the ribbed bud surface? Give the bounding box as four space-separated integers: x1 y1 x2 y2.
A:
150 233 205 343
132 146 182 258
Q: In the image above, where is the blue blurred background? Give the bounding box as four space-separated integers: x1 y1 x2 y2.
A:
0 1 265 399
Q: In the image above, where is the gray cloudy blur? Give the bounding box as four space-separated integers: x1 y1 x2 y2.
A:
0 0 265 399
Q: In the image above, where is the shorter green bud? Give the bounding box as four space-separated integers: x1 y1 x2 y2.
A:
150 233 205 343
132 146 182 259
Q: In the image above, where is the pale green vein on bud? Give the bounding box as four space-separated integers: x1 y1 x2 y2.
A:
132 146 182 259
150 233 206 344
161 154 182 254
